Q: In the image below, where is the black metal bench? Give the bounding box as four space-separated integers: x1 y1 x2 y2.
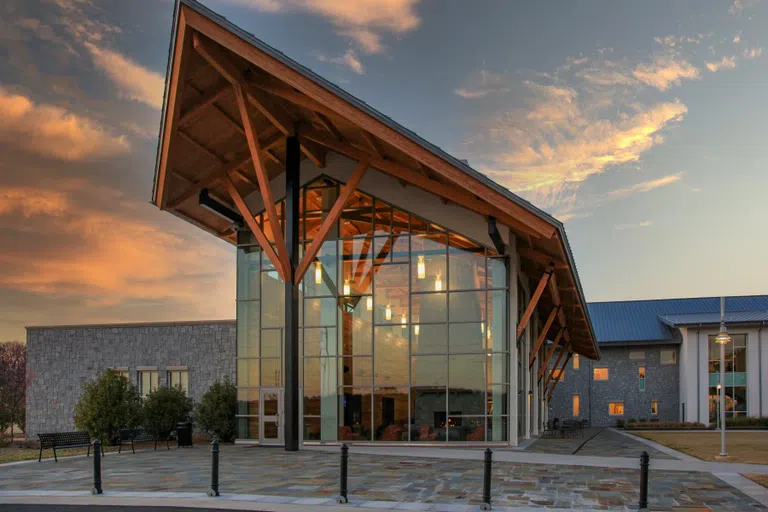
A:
38 431 97 462
117 428 172 453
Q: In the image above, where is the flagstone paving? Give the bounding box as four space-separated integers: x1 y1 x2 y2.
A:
0 445 765 511
526 428 676 460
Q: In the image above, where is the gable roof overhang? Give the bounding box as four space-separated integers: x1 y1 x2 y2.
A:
150 0 600 360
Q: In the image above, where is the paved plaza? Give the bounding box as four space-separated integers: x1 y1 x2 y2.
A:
526 428 676 459
1 443 766 511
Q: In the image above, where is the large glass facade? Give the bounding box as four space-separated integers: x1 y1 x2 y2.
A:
708 333 747 418
236 177 510 443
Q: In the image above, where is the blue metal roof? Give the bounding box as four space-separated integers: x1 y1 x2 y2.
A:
660 310 768 327
587 295 768 343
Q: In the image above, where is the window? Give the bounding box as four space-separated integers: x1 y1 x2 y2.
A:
660 349 677 365
639 367 646 391
707 333 748 417
551 369 564 381
137 370 158 398
111 368 129 381
572 354 579 369
630 350 645 360
609 402 624 415
593 368 609 381
168 370 189 394
651 401 658 416
572 395 580 417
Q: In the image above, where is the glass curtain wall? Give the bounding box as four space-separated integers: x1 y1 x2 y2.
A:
236 176 510 442
707 333 747 418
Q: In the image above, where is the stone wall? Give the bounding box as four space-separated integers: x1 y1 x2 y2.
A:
25 321 236 438
548 344 680 427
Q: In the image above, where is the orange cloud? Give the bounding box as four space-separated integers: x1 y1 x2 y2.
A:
706 56 737 72
0 187 70 218
85 42 165 109
632 56 700 90
608 173 684 198
0 86 130 161
316 49 365 74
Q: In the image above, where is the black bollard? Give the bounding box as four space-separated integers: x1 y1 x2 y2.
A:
207 438 220 497
481 448 493 510
639 451 649 512
91 440 103 495
338 443 349 504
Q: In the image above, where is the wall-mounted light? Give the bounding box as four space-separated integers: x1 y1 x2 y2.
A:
417 255 426 279
401 313 407 328
434 272 443 292
343 280 351 296
366 296 373 311
480 322 485 334
314 261 322 284
414 325 420 336
385 304 392 321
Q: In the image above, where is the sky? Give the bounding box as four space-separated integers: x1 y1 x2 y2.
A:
1 0 766 341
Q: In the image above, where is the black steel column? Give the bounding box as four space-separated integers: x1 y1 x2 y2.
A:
284 133 301 451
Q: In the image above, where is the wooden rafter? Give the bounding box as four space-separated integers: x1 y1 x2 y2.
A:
516 266 553 340
361 131 383 157
547 351 572 400
314 112 344 141
168 153 252 209
300 129 543 238
518 246 568 269
529 305 559 367
538 327 565 380
544 344 568 389
294 159 369 284
225 176 286 281
179 81 230 125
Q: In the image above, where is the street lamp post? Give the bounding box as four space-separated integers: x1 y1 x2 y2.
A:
714 296 732 457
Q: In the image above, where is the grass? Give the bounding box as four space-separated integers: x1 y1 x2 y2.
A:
633 431 768 464
744 474 768 488
0 442 155 464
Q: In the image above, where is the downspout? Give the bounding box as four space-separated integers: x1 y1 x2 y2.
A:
696 324 701 423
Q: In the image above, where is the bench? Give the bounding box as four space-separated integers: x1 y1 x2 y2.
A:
117 428 172 454
38 431 97 462
561 419 584 438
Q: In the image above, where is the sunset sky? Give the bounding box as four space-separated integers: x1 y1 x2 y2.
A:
1 0 767 341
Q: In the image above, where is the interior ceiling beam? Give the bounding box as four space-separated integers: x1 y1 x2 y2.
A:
294 159 368 285
299 128 543 239
516 266 553 340
538 327 565 381
529 305 559 368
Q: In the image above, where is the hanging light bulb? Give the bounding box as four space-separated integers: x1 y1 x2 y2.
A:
480 322 485 334
401 312 407 328
434 271 443 292
385 304 392 321
414 325 420 336
343 279 351 296
417 255 426 280
366 296 373 311
314 261 322 284
487 326 492 341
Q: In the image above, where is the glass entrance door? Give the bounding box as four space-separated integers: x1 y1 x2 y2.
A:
260 388 284 445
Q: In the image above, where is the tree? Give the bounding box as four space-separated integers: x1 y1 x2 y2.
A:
196 379 236 442
0 341 28 441
73 369 142 445
141 385 194 441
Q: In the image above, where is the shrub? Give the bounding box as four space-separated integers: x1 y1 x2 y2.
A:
725 416 768 429
74 369 142 445
627 418 637 424
142 385 194 441
615 419 625 428
195 379 236 442
625 421 706 430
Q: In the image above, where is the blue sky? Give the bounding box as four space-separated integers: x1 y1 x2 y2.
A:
0 0 766 340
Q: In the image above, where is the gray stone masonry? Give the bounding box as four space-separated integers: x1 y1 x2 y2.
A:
548 344 680 427
25 321 236 438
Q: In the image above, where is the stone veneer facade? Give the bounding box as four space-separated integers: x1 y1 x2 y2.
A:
25 321 236 438
547 344 680 427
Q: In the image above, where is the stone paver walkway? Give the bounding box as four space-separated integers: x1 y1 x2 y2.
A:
1 445 765 511
526 428 676 459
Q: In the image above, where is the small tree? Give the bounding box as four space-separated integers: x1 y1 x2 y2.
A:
142 386 194 441
74 369 142 444
196 379 236 442
0 341 29 441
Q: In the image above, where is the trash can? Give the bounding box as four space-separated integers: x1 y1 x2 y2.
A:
176 422 193 448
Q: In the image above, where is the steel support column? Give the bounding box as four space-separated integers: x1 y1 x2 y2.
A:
284 133 301 451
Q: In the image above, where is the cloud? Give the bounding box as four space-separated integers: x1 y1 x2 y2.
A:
706 56 737 72
615 221 652 230
0 187 70 218
608 173 683 199
0 86 130 161
632 56 700 90
316 49 365 74
743 47 763 58
221 0 421 53
454 70 512 99
733 34 742 44
729 0 760 15
84 42 165 109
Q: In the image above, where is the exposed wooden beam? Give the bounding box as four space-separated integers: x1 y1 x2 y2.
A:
529 305 559 367
225 176 287 282
299 129 543 238
518 246 568 269
314 112 344 141
167 153 251 209
544 346 567 389
294 159 368 284
180 81 234 127
361 131 383 157
547 351 573 400
538 327 566 380
516 266 553 340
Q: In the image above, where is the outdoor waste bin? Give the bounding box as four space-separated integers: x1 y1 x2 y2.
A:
176 422 193 447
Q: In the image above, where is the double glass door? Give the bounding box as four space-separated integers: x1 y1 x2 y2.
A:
260 388 284 445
